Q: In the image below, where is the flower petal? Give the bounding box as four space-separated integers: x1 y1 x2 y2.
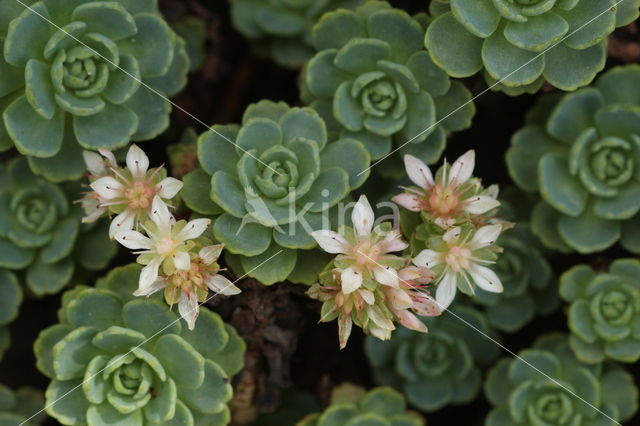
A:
464 194 501 215
109 209 136 239
311 230 349 254
469 264 503 293
176 218 211 241
149 195 175 234
133 277 167 297
403 154 434 189
448 149 475 186
81 197 106 224
379 229 409 253
369 324 392 341
178 291 199 331
205 274 241 296
338 314 353 350
126 144 149 179
411 292 442 317
156 177 183 199
98 149 117 168
199 244 224 265
139 257 163 292
172 251 191 270
114 229 152 250
386 287 413 310
373 265 399 288
397 310 428 333
435 272 457 310
443 226 463 244
352 195 375 237
83 150 107 176
341 266 363 294
358 289 375 305
413 249 441 268
368 305 395 330
392 193 422 211
90 176 124 200
469 224 502 249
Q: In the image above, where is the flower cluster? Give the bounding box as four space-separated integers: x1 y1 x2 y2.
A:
82 145 241 330
309 195 441 348
396 150 507 310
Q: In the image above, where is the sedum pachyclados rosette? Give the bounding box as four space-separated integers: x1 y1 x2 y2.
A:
484 333 638 426
506 65 640 254
365 305 500 412
0 270 21 361
296 385 424 426
0 0 190 182
473 223 559 333
0 384 45 426
301 0 475 169
34 264 246 426
560 259 640 364
425 0 640 94
230 0 363 69
183 100 370 285
0 157 116 296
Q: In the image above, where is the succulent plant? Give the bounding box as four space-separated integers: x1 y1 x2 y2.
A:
473 224 559 333
0 157 116 296
230 0 363 69
365 305 500 412
183 100 370 285
560 259 640 364
0 384 45 426
506 65 640 254
301 0 475 170
296 385 425 426
0 0 190 182
34 264 246 426
425 0 640 94
485 333 638 426
0 270 21 361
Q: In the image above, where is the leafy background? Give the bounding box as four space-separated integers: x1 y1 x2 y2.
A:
1 0 639 424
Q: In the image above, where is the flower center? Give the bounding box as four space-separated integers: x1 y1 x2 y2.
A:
428 185 460 217
124 181 155 209
156 237 177 256
353 240 382 265
445 245 472 272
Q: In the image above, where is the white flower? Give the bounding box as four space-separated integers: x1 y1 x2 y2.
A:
413 224 504 310
133 244 241 330
82 144 183 238
392 150 500 228
115 195 211 294
311 195 408 294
